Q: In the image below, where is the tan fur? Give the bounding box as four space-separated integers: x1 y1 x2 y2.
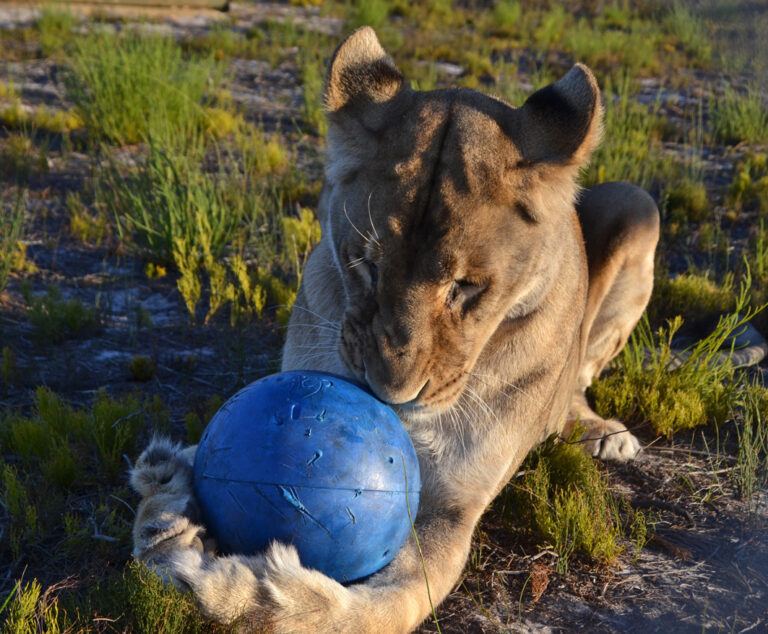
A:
131 27 660 632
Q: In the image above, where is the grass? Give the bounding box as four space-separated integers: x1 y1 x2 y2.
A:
0 98 83 134
732 382 768 503
22 285 103 345
591 274 766 437
711 83 768 146
0 389 256 632
37 6 78 57
662 2 712 64
582 73 668 189
66 31 223 148
500 434 650 575
0 191 25 293
0 561 241 633
727 152 768 215
103 142 255 265
66 192 108 246
647 270 736 332
0 131 50 183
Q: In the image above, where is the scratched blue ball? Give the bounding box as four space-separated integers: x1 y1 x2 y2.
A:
193 370 421 583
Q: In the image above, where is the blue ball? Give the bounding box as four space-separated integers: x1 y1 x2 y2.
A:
193 371 421 583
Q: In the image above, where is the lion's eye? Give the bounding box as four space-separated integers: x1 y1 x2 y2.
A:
367 261 378 289
447 280 487 312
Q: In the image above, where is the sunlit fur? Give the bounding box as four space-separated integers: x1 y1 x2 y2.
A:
131 27 659 632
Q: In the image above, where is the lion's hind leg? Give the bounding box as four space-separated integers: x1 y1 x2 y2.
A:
566 181 660 460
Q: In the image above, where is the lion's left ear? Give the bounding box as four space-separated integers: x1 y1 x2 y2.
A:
511 64 602 168
324 27 404 114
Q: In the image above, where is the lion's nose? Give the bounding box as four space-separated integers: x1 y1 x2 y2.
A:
366 371 429 405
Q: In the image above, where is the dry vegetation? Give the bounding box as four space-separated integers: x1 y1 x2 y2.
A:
0 1 767 631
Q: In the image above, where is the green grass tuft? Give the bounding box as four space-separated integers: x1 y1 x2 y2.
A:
0 191 25 293
583 74 668 189
103 142 255 265
647 271 736 332
591 275 765 437
501 435 649 575
21 285 103 345
67 31 223 148
711 83 768 146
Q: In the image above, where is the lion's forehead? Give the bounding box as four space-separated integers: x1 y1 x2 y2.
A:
381 101 517 207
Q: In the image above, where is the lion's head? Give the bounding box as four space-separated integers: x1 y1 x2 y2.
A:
318 28 602 415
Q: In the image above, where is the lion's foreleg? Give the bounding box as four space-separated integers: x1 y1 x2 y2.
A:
131 437 268 624
258 507 479 633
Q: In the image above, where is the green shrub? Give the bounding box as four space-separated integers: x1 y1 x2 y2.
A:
665 179 710 223
67 192 107 245
711 83 768 146
0 579 61 634
22 285 102 344
584 74 667 189
0 192 25 293
732 382 768 502
37 6 77 57
662 2 712 64
103 142 259 265
591 276 764 437
501 435 648 574
1 463 39 560
299 45 329 136
647 271 736 332
67 32 222 148
346 0 392 29
129 355 156 382
0 562 245 633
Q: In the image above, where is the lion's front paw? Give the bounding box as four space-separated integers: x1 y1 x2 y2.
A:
130 435 195 498
578 418 640 461
262 543 356 634
131 436 214 560
165 548 267 625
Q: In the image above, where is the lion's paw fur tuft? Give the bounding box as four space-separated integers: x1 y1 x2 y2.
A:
130 435 194 498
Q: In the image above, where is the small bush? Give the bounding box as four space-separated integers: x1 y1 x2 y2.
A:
501 435 648 574
583 74 668 189
22 285 102 344
711 83 768 146
591 276 765 437
727 153 768 214
103 143 259 265
67 32 223 148
299 47 329 136
129 355 156 382
647 271 736 332
663 2 712 64
0 578 62 634
665 179 710 223
0 192 25 293
732 382 768 502
0 132 49 183
37 6 77 57
66 192 107 245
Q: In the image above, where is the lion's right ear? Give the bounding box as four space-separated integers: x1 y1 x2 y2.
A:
324 27 404 115
511 64 602 168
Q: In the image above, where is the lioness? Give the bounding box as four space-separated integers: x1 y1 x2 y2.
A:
130 27 659 632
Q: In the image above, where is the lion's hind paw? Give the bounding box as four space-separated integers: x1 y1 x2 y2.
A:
579 418 641 462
